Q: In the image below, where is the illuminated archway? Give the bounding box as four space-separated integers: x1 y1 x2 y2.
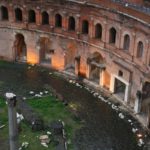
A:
14 33 27 61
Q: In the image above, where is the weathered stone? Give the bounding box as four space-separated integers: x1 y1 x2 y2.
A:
50 121 63 135
39 135 50 144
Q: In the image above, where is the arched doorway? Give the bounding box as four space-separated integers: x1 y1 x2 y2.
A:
39 37 52 65
87 52 105 85
14 33 27 62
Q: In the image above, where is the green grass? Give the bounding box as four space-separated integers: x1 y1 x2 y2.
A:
0 96 82 150
27 96 82 149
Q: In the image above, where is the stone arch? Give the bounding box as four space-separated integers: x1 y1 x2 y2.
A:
88 52 105 84
1 6 8 20
109 27 116 44
82 20 89 34
14 33 27 61
95 23 102 39
28 9 36 23
68 16 75 31
42 11 49 25
15 8 22 22
55 13 62 28
123 34 130 50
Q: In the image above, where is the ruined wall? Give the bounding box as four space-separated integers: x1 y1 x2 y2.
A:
0 0 149 107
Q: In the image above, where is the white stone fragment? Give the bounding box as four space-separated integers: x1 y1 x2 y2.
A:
0 125 5 129
21 142 29 148
41 142 48 148
23 97 26 100
47 131 51 135
69 80 73 83
128 119 132 123
44 91 49 94
29 91 34 94
138 138 144 147
93 92 99 97
35 94 42 98
132 128 138 133
108 102 111 105
118 113 125 119
40 92 43 95
5 93 16 99
17 113 24 124
98 95 102 99
111 104 118 111
76 83 81 87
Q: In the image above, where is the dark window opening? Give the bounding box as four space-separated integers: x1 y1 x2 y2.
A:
95 23 102 39
109 27 116 44
82 20 89 34
42 11 49 25
55 14 62 28
28 10 36 23
15 8 22 22
136 41 143 58
1 6 8 20
68 16 75 31
118 70 123 77
123 34 130 50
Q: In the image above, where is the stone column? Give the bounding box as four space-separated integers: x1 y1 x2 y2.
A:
110 74 115 93
134 90 142 113
99 70 104 87
86 58 91 79
6 93 18 150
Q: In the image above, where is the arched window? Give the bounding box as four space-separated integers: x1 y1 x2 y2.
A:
42 11 49 25
55 14 62 27
123 34 130 50
68 16 75 31
82 20 89 34
28 10 36 23
136 41 144 58
95 23 102 39
109 27 116 44
1 6 8 20
15 8 22 22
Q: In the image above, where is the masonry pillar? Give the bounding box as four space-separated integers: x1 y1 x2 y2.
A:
86 58 91 79
124 83 130 103
99 70 104 87
6 93 18 150
62 11 67 31
110 74 115 93
36 9 41 26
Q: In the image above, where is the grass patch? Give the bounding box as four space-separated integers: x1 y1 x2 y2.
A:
0 96 82 150
27 96 82 149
